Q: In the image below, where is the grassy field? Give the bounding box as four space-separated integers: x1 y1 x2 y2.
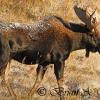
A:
0 0 100 100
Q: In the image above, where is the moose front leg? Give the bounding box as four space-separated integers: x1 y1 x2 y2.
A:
28 64 47 97
54 60 65 100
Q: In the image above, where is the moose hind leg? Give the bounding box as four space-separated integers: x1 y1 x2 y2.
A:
54 60 65 100
28 64 47 97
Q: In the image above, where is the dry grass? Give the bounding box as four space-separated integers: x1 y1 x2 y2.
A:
0 0 100 22
0 0 100 100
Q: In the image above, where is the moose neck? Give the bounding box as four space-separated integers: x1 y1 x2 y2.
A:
62 21 96 52
71 32 96 52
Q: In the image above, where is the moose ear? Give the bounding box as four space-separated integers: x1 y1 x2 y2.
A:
74 4 97 30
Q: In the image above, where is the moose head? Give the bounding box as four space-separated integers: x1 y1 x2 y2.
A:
74 4 100 56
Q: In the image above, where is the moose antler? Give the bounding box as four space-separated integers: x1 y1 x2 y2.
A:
74 4 99 30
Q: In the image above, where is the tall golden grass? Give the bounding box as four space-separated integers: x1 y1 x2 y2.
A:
0 0 100 22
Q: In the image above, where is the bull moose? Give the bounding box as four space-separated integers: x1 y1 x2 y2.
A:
0 9 100 100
